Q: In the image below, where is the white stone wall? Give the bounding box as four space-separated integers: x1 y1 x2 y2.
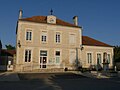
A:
15 20 82 71
81 45 114 69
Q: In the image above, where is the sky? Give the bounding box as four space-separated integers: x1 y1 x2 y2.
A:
0 0 120 48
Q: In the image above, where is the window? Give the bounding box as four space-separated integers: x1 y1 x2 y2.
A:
69 34 76 44
25 50 31 62
107 54 110 63
97 53 101 64
56 32 60 43
26 31 32 41
42 35 46 42
41 32 47 42
40 50 47 56
69 50 76 64
55 51 60 63
87 53 92 64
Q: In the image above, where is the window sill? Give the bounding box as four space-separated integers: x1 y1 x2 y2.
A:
26 41 32 43
55 43 61 45
41 42 48 44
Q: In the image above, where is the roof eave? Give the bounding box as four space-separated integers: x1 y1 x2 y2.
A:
82 44 114 47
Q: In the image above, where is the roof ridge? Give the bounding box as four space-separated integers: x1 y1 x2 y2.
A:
20 15 80 28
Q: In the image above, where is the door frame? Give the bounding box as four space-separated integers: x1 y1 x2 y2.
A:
40 50 48 68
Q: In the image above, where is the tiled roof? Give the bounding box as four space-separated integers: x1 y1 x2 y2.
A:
19 16 80 28
82 36 113 47
1 49 16 56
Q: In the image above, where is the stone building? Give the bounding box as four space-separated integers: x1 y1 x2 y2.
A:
15 10 113 72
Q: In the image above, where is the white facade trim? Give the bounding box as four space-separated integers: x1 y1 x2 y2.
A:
86 51 93 65
23 47 34 64
54 49 62 65
25 28 34 42
96 52 103 64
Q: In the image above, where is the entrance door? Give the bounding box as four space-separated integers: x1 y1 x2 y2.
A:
40 50 47 68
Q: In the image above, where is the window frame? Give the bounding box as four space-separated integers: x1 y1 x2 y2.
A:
107 53 111 64
55 50 61 64
41 31 47 43
86 52 93 64
24 49 32 62
97 53 102 64
25 29 33 41
69 33 76 44
55 32 61 43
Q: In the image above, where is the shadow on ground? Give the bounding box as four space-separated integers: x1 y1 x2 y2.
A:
18 73 88 90
0 73 120 90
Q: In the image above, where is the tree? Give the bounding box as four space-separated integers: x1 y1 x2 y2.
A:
5 44 15 50
114 45 120 62
0 40 2 49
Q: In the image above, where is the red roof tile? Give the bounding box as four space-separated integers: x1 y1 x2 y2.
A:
20 16 80 28
82 36 113 47
1 49 16 56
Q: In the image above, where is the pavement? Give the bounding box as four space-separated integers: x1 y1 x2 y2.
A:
74 71 120 78
0 72 20 81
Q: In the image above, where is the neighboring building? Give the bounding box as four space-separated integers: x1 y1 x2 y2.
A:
82 36 113 69
0 40 2 64
15 10 113 72
0 49 16 71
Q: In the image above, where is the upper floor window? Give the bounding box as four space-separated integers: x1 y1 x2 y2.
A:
25 50 31 62
41 32 47 42
69 34 76 44
26 31 32 41
87 53 92 64
56 32 60 43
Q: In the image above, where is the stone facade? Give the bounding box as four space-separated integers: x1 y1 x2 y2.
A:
15 14 82 72
81 45 113 69
15 10 113 72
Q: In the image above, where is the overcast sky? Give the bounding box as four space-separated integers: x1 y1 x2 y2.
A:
0 0 120 48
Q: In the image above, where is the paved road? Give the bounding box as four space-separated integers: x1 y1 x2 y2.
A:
0 73 120 90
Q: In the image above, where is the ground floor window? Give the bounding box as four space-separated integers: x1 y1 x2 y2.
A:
87 53 92 64
107 54 110 64
55 51 60 64
25 50 31 62
97 53 101 64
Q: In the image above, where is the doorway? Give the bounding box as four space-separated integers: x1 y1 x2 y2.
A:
40 50 47 68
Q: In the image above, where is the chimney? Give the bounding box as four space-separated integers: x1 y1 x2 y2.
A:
73 16 78 26
19 9 23 19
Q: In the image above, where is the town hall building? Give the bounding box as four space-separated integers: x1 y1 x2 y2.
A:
15 10 113 72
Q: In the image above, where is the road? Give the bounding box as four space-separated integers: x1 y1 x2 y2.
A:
0 73 120 90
